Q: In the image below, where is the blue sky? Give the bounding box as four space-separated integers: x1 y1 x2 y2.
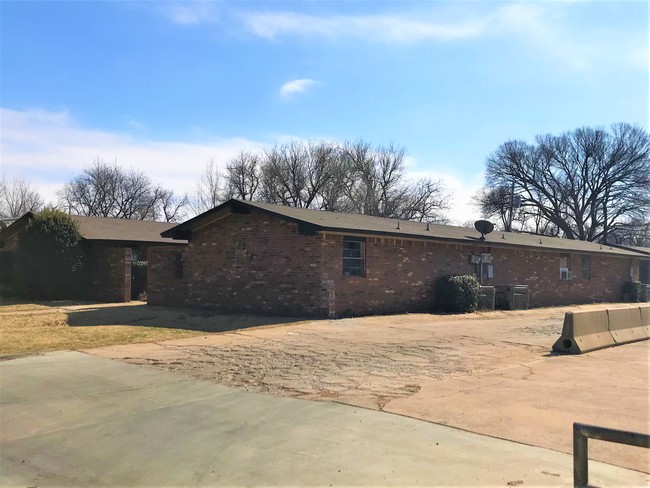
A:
1 0 647 223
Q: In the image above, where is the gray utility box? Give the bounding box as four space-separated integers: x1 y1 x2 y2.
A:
496 285 530 310
478 286 495 311
642 284 650 302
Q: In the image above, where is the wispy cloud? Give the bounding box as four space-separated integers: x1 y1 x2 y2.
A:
159 1 220 26
243 11 485 43
280 79 316 99
0 108 264 206
240 3 646 71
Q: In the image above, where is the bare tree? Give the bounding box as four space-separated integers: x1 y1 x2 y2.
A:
484 124 650 242
317 149 352 213
260 141 339 208
190 140 450 222
155 189 189 223
0 175 44 219
399 178 450 223
341 142 449 221
59 158 181 221
474 186 560 235
607 218 650 246
341 140 379 215
260 142 308 207
225 151 261 201
191 158 225 215
474 186 511 230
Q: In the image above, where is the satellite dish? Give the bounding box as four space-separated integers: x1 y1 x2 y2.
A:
474 220 494 241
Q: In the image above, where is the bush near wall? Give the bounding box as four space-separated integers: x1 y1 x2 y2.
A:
14 209 90 300
436 274 480 313
0 250 17 297
622 281 645 302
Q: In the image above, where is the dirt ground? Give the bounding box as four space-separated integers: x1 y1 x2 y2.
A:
87 302 650 473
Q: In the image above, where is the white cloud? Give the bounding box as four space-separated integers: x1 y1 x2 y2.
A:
242 11 486 43
0 108 487 224
280 79 316 99
0 108 265 208
407 168 484 226
159 1 220 26
241 3 646 71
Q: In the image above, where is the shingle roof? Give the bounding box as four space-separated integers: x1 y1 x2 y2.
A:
72 215 184 244
616 245 650 256
0 213 185 246
165 199 645 258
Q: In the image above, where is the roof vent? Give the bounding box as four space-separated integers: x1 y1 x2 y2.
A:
539 239 543 245
502 233 506 239
397 221 401 230
426 222 431 231
474 220 494 241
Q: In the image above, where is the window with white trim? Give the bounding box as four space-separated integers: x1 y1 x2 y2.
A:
560 254 572 280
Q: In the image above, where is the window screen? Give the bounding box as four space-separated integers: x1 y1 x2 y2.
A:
581 255 591 280
343 237 365 277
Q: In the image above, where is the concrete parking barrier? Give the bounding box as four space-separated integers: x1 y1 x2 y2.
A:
640 304 650 332
608 306 647 345
552 310 614 354
554 305 650 354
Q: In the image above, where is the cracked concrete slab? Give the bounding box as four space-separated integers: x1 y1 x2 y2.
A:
87 304 650 472
2 351 648 487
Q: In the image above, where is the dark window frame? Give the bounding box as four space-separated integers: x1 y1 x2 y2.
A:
174 252 184 279
343 236 366 277
581 255 592 280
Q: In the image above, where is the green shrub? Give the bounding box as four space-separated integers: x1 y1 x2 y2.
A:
622 281 644 302
436 274 480 313
14 209 89 299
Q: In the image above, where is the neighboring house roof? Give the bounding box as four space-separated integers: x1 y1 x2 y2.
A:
163 199 645 258
0 212 185 247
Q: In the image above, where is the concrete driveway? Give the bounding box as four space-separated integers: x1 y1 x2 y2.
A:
1 351 647 487
88 305 650 472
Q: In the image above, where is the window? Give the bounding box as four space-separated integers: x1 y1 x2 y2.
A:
343 237 365 277
559 254 572 280
174 252 184 279
581 255 591 280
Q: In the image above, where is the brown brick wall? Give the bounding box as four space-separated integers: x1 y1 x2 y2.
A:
148 212 639 317
148 212 328 316
321 235 477 316
89 244 131 302
482 247 635 307
322 236 636 315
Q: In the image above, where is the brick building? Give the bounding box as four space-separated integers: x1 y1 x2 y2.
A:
149 200 645 317
0 213 185 302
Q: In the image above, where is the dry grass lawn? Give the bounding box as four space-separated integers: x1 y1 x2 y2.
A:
0 301 302 357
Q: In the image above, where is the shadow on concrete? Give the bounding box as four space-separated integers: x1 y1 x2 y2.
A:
66 303 306 333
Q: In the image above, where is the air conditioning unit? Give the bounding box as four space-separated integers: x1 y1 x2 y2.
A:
560 268 572 281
